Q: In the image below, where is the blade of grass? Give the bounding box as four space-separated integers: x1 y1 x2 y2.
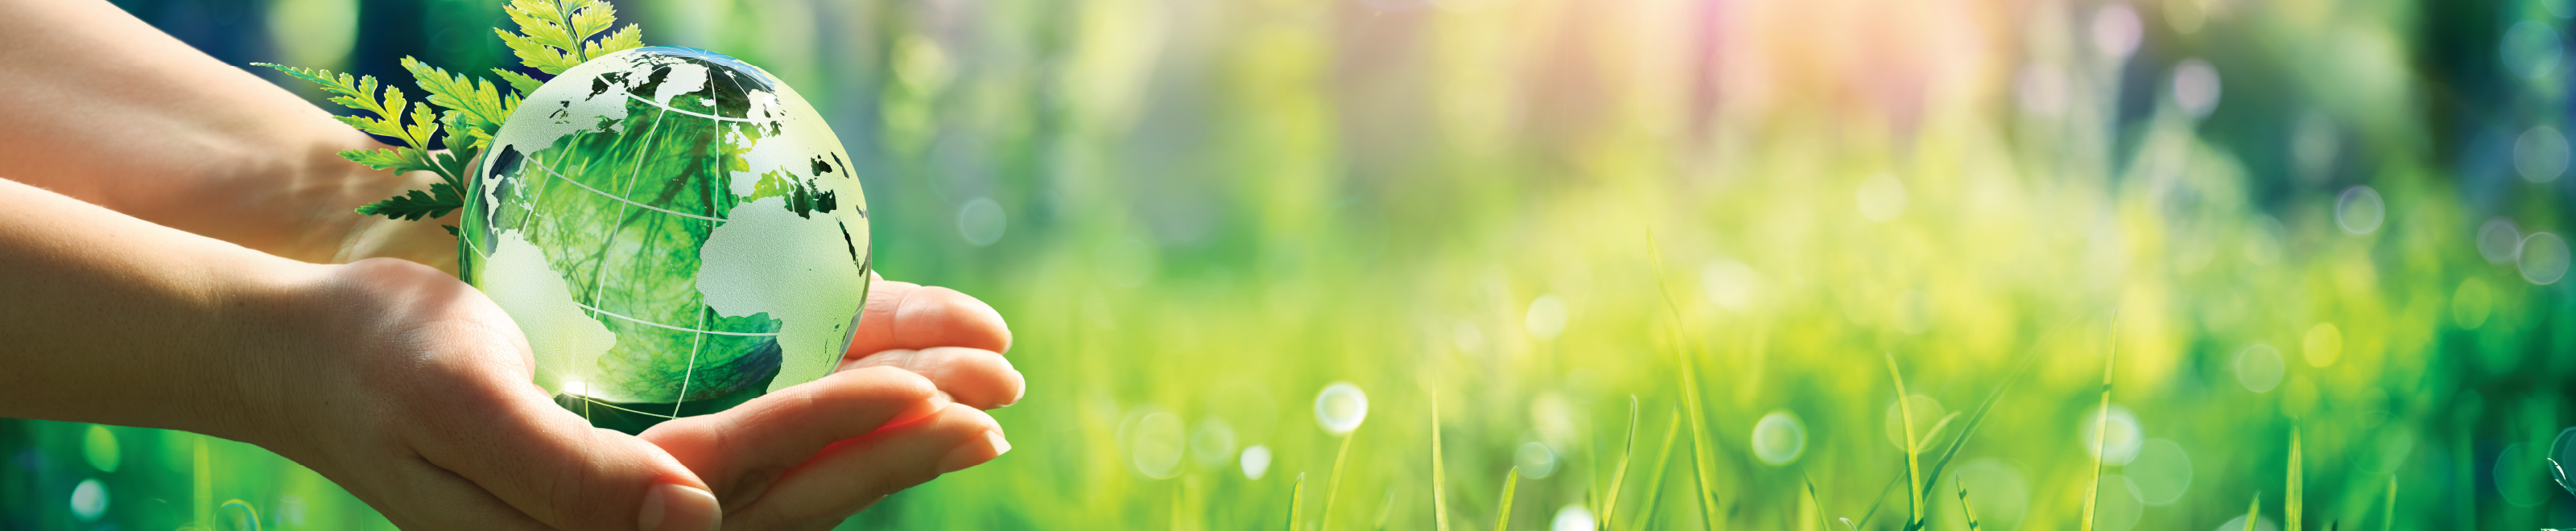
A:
1434 393 1451 531
1601 395 1641 530
1290 472 1308 531
2079 313 2120 531
1957 478 1982 531
1802 471 1831 531
2383 475 2396 531
2289 425 2302 531
1885 352 1924 530
1635 409 1685 530
1323 433 1356 531
2244 493 2260 531
1646 231 1721 531
1497 467 1522 531
1914 313 2088 500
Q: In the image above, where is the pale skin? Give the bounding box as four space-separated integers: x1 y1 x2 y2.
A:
0 2 1023 529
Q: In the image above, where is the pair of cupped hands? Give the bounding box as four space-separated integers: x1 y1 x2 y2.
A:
273 240 1020 530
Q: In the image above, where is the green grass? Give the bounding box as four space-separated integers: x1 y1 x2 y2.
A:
1433 393 1451 531
2080 314 2120 531
1600 395 1639 530
14 1 2571 529
2244 494 2262 531
2289 426 2303 531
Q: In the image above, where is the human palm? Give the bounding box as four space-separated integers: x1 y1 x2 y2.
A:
270 225 1017 529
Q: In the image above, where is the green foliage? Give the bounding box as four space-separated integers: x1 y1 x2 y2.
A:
1632 410 1682 530
2289 426 2303 531
496 0 644 75
1886 354 1924 530
1956 480 1980 531
1495 468 1520 531
1287 473 1307 531
264 0 647 231
2080 315 2120 531
1598 396 1639 531
1430 394 1450 531
355 187 463 221
2245 495 2262 531
402 57 517 152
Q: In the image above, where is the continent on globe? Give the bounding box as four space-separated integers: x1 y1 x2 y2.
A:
456 47 873 434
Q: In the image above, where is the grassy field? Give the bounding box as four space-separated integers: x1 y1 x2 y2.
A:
7 0 2576 529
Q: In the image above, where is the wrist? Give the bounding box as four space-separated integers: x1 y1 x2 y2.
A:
183 257 342 446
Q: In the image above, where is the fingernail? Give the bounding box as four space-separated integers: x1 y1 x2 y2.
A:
937 430 1011 474
1001 375 1026 408
639 482 720 531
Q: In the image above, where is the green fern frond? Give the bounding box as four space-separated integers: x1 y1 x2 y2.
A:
498 0 644 75
584 24 645 58
402 56 517 150
354 186 462 221
494 68 545 95
337 147 435 175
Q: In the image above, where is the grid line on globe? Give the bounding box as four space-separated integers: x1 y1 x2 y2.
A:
456 47 874 434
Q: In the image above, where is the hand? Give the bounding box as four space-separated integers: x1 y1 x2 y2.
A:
245 257 723 529
642 274 1022 529
249 260 1020 529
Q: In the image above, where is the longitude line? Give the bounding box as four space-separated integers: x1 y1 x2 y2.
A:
671 68 733 417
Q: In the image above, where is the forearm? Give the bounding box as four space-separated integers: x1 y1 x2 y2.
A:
0 0 402 263
0 178 319 438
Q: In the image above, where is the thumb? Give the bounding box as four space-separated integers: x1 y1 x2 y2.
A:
406 365 723 531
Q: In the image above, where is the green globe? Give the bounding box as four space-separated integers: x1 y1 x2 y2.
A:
458 47 872 434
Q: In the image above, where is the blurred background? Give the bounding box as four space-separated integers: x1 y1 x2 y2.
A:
7 0 2576 529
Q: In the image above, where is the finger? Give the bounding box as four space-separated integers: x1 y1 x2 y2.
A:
836 347 1024 409
844 279 1011 356
640 365 951 511
401 348 721 531
724 404 1009 529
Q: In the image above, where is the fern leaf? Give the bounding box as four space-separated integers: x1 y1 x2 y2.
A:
497 28 583 75
584 23 645 59
505 0 579 52
403 57 512 128
568 0 619 43
494 68 545 95
339 147 435 174
353 187 461 220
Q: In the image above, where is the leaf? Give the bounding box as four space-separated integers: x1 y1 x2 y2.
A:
1495 468 1520 531
1886 352 1924 530
2081 313 2121 531
338 147 434 174
568 0 620 43
1430 392 1449 531
403 56 518 150
354 187 461 221
498 0 645 75
1957 480 1982 531
495 68 545 95
1287 473 1307 531
2289 426 2303 531
584 23 645 58
497 28 583 75
2244 494 2260 531
1600 395 1640 530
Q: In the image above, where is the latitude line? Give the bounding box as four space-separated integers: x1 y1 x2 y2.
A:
628 93 756 122
524 154 729 222
574 300 780 336
568 395 681 419
584 103 671 312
